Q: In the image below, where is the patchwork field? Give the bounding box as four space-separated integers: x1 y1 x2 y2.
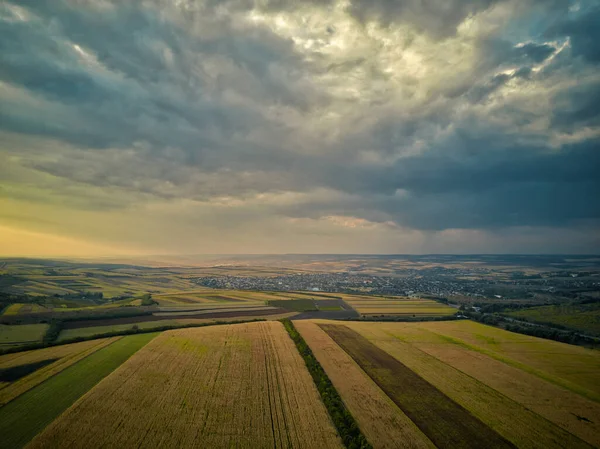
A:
28 322 342 449
0 334 157 448
56 311 297 341
300 319 600 449
342 296 457 317
0 337 119 405
294 321 435 449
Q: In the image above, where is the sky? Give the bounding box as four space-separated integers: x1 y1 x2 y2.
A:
1 0 599 256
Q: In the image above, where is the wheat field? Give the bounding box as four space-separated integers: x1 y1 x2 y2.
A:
28 321 342 449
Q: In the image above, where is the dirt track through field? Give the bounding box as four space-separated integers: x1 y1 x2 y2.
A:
320 324 516 449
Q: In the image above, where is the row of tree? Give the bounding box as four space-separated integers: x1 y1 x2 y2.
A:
282 320 371 449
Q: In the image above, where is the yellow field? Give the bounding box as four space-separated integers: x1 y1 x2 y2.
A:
0 337 119 405
295 320 435 449
153 289 292 306
308 320 599 448
29 322 342 448
2 304 50 316
414 320 600 399
341 297 456 316
2 304 24 315
174 311 297 325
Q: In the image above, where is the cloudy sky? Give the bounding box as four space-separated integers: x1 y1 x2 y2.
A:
1 0 599 256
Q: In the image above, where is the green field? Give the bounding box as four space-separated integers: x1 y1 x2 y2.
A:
0 333 157 448
506 302 600 335
0 324 49 348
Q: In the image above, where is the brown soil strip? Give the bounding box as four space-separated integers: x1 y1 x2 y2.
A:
319 324 516 449
63 308 289 329
204 295 244 302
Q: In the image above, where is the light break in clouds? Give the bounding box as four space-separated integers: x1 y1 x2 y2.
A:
1 0 599 256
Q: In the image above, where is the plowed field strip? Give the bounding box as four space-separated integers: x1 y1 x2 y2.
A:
319 324 515 449
295 321 434 449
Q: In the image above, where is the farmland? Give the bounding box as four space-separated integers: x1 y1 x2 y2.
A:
298 319 600 448
1 256 599 448
0 314 598 448
294 320 435 449
0 324 49 348
28 322 342 449
0 337 118 405
505 302 600 336
0 334 157 448
341 296 457 317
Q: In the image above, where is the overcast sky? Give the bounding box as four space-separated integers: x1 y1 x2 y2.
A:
1 0 599 256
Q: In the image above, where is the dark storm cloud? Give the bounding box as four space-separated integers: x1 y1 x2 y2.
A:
0 1 314 153
546 4 600 63
346 0 501 38
552 81 600 131
1 0 599 246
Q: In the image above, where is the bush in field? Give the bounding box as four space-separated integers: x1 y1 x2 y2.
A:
43 320 64 344
140 294 156 307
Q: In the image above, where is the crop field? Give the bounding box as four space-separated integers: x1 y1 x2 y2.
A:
153 289 305 306
294 321 435 449
0 324 49 348
302 319 599 449
342 296 457 316
0 334 157 448
322 323 515 449
410 320 600 400
56 322 180 341
156 302 269 312
506 302 600 335
55 310 297 341
0 337 118 405
29 322 342 449
2 304 50 316
3 263 202 299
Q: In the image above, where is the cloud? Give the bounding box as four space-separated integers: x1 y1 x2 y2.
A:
546 3 600 63
0 0 599 254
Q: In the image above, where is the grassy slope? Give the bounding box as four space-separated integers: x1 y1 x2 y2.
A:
0 333 157 449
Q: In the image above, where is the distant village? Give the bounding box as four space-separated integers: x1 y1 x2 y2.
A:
195 268 599 301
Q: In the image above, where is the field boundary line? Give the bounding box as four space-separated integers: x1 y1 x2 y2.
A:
281 319 371 449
